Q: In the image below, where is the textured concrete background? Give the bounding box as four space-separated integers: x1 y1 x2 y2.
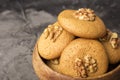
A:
0 0 120 80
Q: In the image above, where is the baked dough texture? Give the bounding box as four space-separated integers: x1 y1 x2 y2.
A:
59 38 108 77
38 22 74 59
102 39 120 64
58 10 106 39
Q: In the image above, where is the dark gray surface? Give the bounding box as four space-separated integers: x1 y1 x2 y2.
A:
0 0 120 80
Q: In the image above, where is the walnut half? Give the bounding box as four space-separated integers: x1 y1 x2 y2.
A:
73 8 96 21
110 32 119 49
84 55 97 73
74 58 88 78
74 55 98 78
43 25 63 42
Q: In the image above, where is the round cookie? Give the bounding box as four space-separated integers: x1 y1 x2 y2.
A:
38 22 74 60
100 31 120 64
59 38 108 78
58 8 107 39
102 40 120 64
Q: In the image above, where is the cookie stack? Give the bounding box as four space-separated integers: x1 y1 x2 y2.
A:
37 8 120 78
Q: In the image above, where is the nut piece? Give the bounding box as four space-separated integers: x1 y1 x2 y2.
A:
73 8 96 21
53 26 63 42
43 29 49 39
99 30 119 49
43 25 63 42
74 58 88 78
110 32 119 49
99 29 112 41
84 55 98 73
74 55 98 78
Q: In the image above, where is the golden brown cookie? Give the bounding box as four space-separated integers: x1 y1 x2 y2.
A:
58 8 107 39
59 38 108 78
38 22 74 60
101 31 120 64
47 58 60 72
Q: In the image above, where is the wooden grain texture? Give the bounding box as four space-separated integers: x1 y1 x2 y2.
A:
32 43 120 80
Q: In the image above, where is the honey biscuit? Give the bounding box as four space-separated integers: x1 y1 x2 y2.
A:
38 22 74 60
58 8 107 39
101 31 120 64
59 38 108 78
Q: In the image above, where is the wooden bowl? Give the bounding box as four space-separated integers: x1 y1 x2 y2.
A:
32 43 120 80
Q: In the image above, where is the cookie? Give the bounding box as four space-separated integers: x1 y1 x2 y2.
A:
58 8 107 39
38 22 74 60
59 38 108 78
100 31 120 64
47 58 60 73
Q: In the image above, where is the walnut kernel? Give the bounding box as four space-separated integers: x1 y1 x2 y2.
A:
43 25 63 42
73 8 96 21
110 32 119 49
99 29 112 41
74 58 88 78
84 55 98 74
74 55 98 78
